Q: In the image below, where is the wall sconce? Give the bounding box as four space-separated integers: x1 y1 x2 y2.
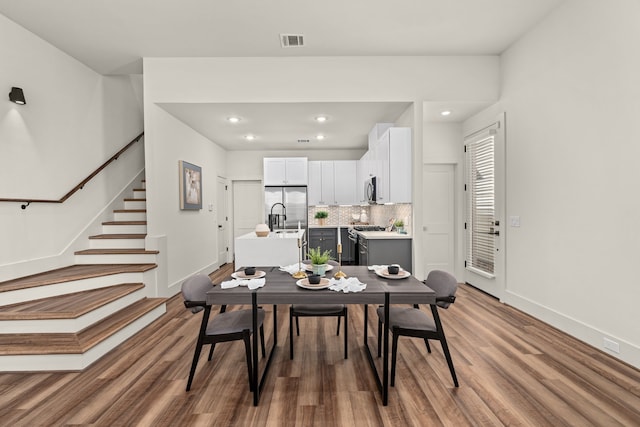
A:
9 87 26 105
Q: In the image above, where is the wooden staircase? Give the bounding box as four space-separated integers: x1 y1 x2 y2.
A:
0 180 167 371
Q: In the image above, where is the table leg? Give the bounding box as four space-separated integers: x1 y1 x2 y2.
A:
383 292 390 406
252 292 259 406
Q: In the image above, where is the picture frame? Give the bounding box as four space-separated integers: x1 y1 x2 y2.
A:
179 160 202 210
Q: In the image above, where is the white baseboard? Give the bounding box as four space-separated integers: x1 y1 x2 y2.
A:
503 290 640 369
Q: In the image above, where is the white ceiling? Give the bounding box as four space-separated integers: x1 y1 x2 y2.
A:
0 0 564 150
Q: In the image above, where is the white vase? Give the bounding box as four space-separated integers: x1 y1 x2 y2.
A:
312 264 328 275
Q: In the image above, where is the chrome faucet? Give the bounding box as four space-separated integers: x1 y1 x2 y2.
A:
269 202 287 231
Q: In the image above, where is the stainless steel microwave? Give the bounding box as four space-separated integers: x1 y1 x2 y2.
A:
365 176 377 204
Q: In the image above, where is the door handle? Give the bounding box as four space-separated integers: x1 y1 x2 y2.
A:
218 225 222 229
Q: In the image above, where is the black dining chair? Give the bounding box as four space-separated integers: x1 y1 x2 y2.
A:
376 270 459 387
289 259 348 359
181 273 266 392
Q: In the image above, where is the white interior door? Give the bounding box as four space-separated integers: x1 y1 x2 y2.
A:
422 164 455 278
232 180 264 258
463 114 505 299
216 177 229 264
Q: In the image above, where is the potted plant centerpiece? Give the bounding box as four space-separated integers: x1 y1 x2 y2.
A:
315 210 328 226
307 246 333 275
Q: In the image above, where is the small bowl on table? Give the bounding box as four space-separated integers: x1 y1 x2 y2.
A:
387 265 400 275
244 267 256 276
307 274 322 285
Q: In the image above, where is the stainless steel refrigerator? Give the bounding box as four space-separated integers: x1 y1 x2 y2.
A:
264 186 308 231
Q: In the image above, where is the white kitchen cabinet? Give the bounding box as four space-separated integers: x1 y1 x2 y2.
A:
333 160 357 204
263 157 308 186
375 127 412 203
308 161 333 205
308 160 357 205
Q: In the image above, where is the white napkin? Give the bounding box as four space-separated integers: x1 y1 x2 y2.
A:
328 277 367 293
279 263 305 275
368 265 388 271
220 278 266 290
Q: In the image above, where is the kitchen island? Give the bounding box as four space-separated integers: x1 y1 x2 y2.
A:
234 229 305 268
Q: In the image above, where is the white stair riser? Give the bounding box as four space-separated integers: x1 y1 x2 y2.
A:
113 211 147 221
75 253 157 264
89 239 145 249
132 190 146 199
124 200 146 210
0 305 166 372
1 290 148 334
0 273 147 306
102 224 147 234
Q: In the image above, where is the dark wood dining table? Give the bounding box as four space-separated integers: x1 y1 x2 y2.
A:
205 265 435 406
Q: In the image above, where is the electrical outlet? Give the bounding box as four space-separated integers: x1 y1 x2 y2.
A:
603 337 620 353
510 216 520 227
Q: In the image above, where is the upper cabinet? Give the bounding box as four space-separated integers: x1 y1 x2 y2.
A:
308 160 358 205
263 157 308 186
374 128 412 204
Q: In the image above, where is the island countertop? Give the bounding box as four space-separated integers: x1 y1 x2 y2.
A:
234 229 305 268
356 230 412 240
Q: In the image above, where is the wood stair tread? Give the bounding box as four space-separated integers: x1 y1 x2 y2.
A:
0 264 157 293
0 283 145 320
113 209 146 213
101 221 146 225
75 249 159 255
0 298 166 355
89 234 146 239
123 198 146 202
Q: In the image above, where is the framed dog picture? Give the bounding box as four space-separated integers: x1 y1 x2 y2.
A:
179 160 202 210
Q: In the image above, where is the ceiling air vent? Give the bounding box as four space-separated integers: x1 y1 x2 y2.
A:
297 139 310 143
281 34 305 48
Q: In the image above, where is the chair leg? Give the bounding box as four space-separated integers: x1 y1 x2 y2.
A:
207 343 216 361
289 307 295 360
377 318 382 358
296 316 300 336
259 325 266 358
186 341 203 392
243 333 254 391
423 338 432 353
343 309 348 359
391 331 399 387
431 305 458 387
336 316 341 336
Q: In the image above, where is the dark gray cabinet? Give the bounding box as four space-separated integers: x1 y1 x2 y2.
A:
308 228 337 259
359 237 412 271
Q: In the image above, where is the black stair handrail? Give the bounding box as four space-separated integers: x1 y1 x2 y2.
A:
0 132 144 209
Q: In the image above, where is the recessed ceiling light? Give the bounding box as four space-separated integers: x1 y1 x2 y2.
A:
316 134 325 140
227 116 241 123
315 116 328 123
245 134 256 141
440 110 452 116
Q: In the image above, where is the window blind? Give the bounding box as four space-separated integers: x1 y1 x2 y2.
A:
465 132 495 276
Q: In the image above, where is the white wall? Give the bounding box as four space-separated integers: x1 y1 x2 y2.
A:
468 0 640 367
0 15 143 281
143 56 499 294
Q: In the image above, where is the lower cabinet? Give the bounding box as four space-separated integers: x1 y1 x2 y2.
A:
308 228 337 259
360 238 412 271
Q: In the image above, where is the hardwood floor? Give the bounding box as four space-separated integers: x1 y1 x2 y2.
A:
0 263 638 426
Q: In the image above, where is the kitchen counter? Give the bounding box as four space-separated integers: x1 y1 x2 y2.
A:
235 229 305 268
356 230 412 240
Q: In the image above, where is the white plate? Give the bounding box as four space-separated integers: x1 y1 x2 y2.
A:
296 278 332 290
375 268 411 280
303 264 334 272
232 270 266 280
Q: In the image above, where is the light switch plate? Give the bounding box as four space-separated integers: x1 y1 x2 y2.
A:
510 216 520 227
208 203 214 212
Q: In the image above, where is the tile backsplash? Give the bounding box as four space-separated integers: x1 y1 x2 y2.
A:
308 204 412 230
